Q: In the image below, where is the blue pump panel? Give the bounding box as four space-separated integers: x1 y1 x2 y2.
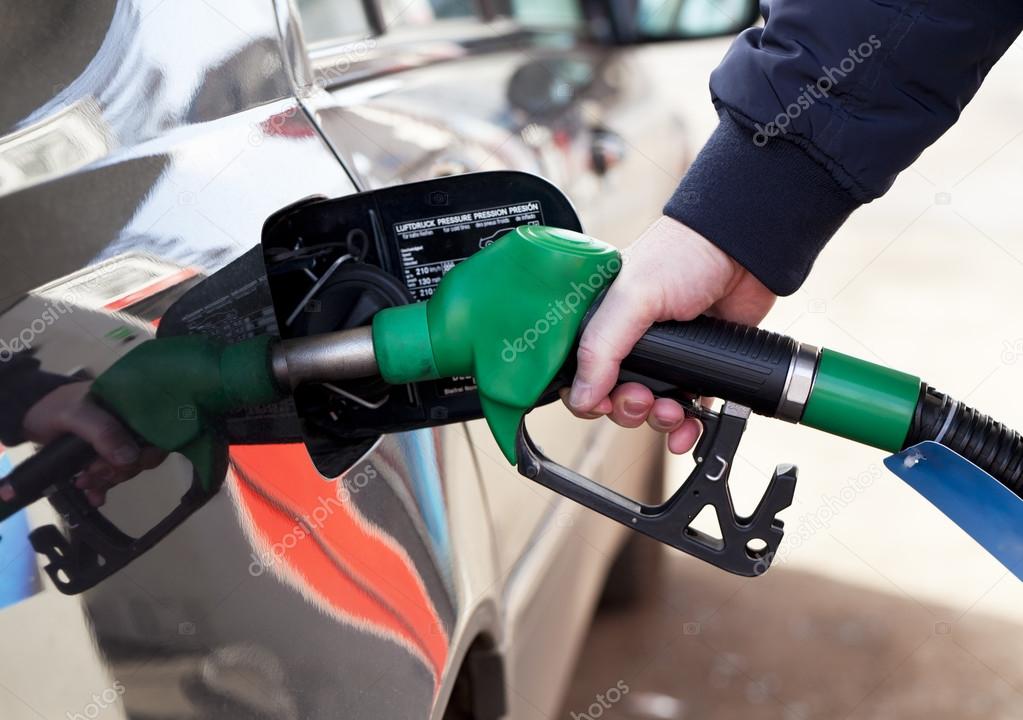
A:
885 441 1023 581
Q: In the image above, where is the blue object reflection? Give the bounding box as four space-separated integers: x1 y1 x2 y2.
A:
0 450 42 609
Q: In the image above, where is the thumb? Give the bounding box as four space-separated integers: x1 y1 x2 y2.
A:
568 285 653 413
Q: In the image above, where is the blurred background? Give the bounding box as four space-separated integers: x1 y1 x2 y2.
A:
561 31 1023 720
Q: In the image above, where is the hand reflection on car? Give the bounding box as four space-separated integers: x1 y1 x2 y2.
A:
15 382 167 507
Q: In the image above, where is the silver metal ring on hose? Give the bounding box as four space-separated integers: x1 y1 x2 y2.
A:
934 399 960 444
775 342 820 423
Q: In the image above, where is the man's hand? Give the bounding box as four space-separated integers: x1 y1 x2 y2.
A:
18 382 166 506
563 216 777 454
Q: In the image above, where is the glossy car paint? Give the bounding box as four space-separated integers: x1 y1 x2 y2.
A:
0 1 686 718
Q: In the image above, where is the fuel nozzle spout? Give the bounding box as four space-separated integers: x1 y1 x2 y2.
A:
270 325 378 390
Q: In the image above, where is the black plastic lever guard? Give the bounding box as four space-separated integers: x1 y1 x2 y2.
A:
28 447 228 595
516 401 797 576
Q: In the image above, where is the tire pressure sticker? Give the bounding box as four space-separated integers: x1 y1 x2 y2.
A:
393 200 544 301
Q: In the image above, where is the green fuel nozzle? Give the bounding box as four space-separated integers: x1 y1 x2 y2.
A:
0 334 285 522
372 225 621 462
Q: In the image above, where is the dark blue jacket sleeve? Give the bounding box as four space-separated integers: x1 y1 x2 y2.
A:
664 0 1023 295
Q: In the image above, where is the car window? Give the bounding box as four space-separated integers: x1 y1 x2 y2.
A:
296 0 372 43
638 0 748 36
507 0 582 29
378 0 475 27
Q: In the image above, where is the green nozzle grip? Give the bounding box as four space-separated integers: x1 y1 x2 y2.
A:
91 334 284 489
801 349 920 452
372 225 621 462
373 302 440 384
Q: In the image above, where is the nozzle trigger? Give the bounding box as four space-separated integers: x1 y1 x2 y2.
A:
515 401 797 577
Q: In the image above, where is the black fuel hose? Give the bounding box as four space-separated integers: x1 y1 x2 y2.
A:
904 385 1023 497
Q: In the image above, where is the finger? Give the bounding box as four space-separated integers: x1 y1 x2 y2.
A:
21 383 92 444
609 383 654 428
667 417 703 454
92 468 128 491
568 284 652 413
75 472 104 491
77 446 168 493
647 398 685 433
76 460 116 489
84 488 108 507
55 400 140 468
138 446 168 470
559 388 612 419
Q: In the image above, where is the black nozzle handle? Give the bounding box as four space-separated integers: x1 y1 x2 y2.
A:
618 316 800 417
0 434 96 521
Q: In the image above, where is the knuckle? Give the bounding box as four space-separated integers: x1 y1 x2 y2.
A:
92 419 128 449
53 404 80 429
575 341 603 372
646 414 669 431
608 276 652 313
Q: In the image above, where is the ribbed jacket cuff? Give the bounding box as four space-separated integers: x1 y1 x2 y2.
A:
663 112 860 296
